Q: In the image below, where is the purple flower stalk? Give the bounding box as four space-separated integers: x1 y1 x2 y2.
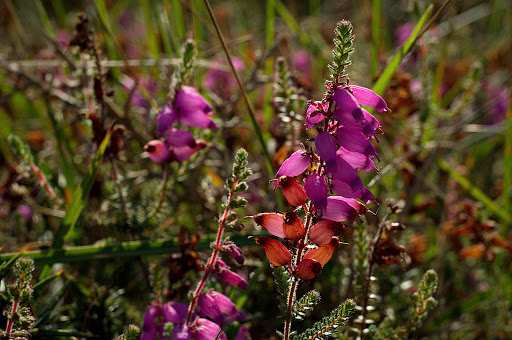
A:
254 82 389 278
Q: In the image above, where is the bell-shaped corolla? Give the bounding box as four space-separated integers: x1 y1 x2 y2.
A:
277 176 308 207
254 236 291 267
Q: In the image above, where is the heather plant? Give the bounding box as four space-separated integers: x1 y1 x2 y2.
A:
0 1 511 339
251 20 438 340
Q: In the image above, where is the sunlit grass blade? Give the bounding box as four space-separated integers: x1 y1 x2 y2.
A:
372 4 433 95
0 234 259 265
92 0 119 59
0 251 22 279
437 158 512 224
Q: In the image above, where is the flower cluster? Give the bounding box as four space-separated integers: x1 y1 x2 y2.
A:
141 296 246 340
144 86 217 164
141 149 252 340
253 83 389 279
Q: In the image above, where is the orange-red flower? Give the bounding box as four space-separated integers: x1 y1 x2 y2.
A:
254 236 291 267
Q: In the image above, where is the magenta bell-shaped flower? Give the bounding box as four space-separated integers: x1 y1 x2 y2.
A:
194 318 227 340
144 140 171 163
214 259 248 289
198 290 245 325
156 86 218 134
274 149 311 186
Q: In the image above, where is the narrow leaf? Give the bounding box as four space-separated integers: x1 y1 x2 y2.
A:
372 5 433 96
437 158 512 223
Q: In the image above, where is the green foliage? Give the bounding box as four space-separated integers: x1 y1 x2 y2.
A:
353 223 368 300
328 20 355 84
273 57 303 136
373 269 439 339
8 135 33 163
223 149 253 212
171 40 197 91
273 267 292 317
293 290 321 320
294 299 357 340
116 324 141 340
2 258 36 339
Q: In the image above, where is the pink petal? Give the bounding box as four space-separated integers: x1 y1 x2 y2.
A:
349 85 390 112
165 128 196 147
362 108 381 130
322 196 359 222
178 108 218 129
162 301 189 323
274 149 310 185
156 105 177 136
305 101 327 128
337 147 377 173
304 174 328 214
144 140 171 163
333 108 377 139
335 127 379 159
194 318 227 340
315 132 338 172
172 324 192 340
175 86 213 113
331 155 364 192
333 88 364 121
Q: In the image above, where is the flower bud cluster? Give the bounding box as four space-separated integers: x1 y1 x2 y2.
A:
253 81 389 280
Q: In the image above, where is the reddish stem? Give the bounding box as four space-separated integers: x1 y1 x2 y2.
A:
185 178 239 326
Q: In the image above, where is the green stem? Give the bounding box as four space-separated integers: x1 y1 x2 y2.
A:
202 0 274 179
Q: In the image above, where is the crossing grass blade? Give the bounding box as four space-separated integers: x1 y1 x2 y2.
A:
372 4 433 95
0 234 258 265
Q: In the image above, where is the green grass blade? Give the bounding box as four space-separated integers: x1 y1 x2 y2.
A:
503 96 512 231
141 0 160 58
45 98 75 191
275 0 311 48
0 251 22 279
34 0 55 36
370 0 381 78
51 0 68 29
153 0 173 56
52 131 111 249
0 234 258 265
372 4 433 95
437 158 512 224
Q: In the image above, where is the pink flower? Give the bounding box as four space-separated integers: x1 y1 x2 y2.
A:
156 86 217 133
274 149 310 186
144 140 171 163
198 290 245 325
221 239 245 264
305 101 328 128
214 259 248 289
194 318 227 340
304 174 328 214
